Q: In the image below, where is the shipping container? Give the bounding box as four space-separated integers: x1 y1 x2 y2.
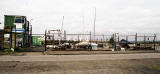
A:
32 36 42 46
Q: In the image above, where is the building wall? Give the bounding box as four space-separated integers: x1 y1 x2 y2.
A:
3 15 31 49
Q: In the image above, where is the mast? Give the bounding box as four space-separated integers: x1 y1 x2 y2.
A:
93 8 96 41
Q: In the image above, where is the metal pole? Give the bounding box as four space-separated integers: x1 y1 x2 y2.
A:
153 34 156 50
126 36 128 44
90 32 92 43
114 34 116 50
58 30 61 46
61 16 64 43
93 8 96 42
31 25 32 45
78 33 79 43
2 30 4 49
144 35 146 48
64 30 66 40
135 33 137 50
45 30 47 51
118 35 119 44
90 32 92 51
11 25 13 48
102 35 104 43
30 19 33 46
61 16 64 32
15 25 16 49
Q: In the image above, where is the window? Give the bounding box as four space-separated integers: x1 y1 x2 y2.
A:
15 17 22 23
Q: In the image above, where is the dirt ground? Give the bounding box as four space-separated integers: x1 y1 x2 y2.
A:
46 50 159 55
0 59 160 74
0 47 160 74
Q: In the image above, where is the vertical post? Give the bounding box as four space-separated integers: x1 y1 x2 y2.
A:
64 30 66 41
52 33 55 46
15 25 16 49
93 8 96 42
48 31 50 39
153 34 156 50
102 35 104 43
126 36 128 44
11 25 13 48
126 36 128 41
45 30 47 51
2 30 4 49
90 32 91 43
118 35 119 44
30 25 32 45
114 33 116 50
61 16 64 43
89 32 92 51
144 35 146 48
78 33 79 43
135 33 137 49
58 30 61 46
96 38 98 44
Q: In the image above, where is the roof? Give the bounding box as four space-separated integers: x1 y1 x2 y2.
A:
120 39 128 43
4 15 26 17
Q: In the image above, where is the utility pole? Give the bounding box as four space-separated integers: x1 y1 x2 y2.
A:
45 30 47 51
126 36 128 44
90 32 92 43
11 25 13 48
118 35 119 44
102 35 104 42
113 34 116 50
93 8 96 42
144 34 146 48
14 25 16 50
30 19 33 46
114 33 118 50
89 32 92 51
135 33 137 50
60 16 64 44
78 33 79 43
30 25 32 45
64 30 66 40
153 34 156 50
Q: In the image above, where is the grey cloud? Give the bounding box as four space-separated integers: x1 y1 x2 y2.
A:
0 0 160 36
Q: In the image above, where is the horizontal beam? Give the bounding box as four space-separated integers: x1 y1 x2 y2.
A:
66 34 90 35
126 35 155 37
32 34 45 35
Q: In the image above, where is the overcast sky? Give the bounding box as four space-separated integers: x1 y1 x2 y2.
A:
0 0 160 36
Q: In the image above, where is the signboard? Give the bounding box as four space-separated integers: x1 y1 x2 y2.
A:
4 34 10 38
12 29 24 33
14 23 23 29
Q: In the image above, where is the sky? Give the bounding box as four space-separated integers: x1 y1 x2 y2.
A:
0 0 160 36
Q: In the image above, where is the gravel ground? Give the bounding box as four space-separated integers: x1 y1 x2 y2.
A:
0 53 160 74
0 59 160 74
46 50 159 55
0 53 160 62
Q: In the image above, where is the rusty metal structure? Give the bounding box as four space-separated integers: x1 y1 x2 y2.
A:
115 33 157 50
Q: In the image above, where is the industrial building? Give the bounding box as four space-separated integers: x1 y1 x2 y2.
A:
3 15 32 50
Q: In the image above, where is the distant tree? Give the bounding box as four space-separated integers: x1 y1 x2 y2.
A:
108 34 114 44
